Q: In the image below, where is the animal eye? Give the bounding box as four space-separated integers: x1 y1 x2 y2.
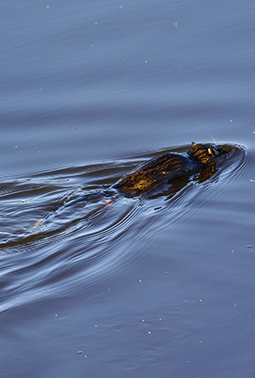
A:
208 147 213 155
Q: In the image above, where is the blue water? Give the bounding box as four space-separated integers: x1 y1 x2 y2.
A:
1 0 255 377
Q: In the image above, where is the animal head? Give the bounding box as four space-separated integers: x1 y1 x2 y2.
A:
188 142 225 164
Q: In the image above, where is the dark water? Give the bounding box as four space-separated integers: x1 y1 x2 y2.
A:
1 0 255 377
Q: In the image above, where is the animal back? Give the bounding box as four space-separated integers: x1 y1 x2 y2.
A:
113 153 197 196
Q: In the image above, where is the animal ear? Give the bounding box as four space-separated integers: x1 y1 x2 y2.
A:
208 147 213 155
192 142 196 147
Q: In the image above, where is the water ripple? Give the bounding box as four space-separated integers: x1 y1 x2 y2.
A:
0 143 246 313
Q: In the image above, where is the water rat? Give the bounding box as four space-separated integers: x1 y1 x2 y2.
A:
112 142 225 196
34 141 226 227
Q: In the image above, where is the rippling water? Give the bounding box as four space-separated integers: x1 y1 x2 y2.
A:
0 143 247 318
1 0 255 377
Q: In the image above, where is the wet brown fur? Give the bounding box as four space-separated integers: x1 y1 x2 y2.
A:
112 142 225 196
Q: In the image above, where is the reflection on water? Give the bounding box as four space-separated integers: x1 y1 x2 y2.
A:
0 143 246 312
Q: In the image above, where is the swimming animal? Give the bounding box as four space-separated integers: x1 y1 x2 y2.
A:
111 142 225 197
37 142 226 225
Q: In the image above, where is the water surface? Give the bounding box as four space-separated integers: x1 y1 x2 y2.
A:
1 0 255 377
